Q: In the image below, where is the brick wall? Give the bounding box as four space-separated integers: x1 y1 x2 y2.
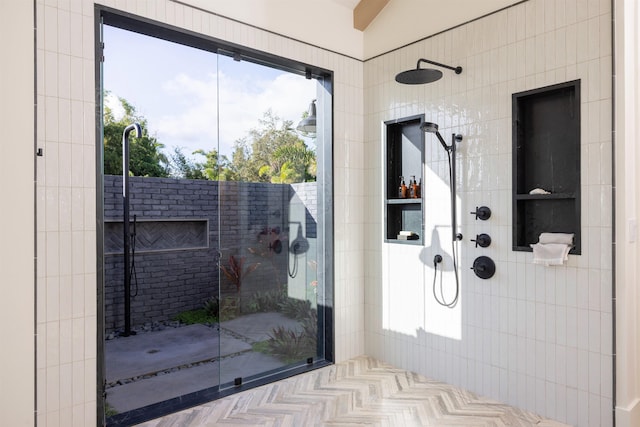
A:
104 176 316 332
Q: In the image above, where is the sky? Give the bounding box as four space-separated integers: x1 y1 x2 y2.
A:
102 25 317 160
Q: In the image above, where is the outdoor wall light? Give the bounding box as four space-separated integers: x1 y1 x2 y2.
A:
296 99 317 135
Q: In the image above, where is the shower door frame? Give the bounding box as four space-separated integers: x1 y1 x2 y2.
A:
95 6 335 426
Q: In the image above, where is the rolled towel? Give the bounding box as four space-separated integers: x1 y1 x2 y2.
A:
538 232 574 245
530 243 571 266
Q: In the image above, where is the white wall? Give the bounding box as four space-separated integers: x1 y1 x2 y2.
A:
0 1 35 426
614 0 640 425
33 0 365 425
10 0 639 426
364 0 614 425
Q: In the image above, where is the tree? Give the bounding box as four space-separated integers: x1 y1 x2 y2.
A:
103 94 169 177
169 147 206 180
229 110 316 183
267 140 316 183
170 147 235 181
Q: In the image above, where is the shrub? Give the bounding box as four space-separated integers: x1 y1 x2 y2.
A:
203 296 219 318
279 298 312 320
220 255 259 292
172 308 216 325
247 288 287 313
267 326 310 363
219 296 240 321
266 307 318 364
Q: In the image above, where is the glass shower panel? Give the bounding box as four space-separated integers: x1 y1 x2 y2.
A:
216 54 321 388
101 25 222 418
101 18 331 423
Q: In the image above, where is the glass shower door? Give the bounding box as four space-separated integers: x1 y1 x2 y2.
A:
101 16 331 423
101 23 224 420
216 54 321 388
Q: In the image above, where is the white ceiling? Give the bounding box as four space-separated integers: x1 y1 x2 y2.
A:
349 0 522 59
330 0 362 9
172 0 522 60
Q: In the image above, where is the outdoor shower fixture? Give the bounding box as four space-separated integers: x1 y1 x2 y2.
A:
122 123 142 337
395 58 462 84
424 122 463 308
288 221 309 278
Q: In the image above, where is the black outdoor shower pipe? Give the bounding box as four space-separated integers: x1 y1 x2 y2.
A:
122 123 141 337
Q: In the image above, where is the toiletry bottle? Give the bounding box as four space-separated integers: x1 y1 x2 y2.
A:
399 176 407 198
409 175 416 198
416 178 421 198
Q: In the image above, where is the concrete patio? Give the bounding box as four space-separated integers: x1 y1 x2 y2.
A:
105 312 303 413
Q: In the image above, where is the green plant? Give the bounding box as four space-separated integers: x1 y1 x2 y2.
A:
267 326 310 363
251 340 271 354
279 298 312 321
265 308 317 364
249 288 287 313
172 308 217 325
300 307 318 345
220 255 260 292
219 295 240 321
203 296 219 318
105 402 118 417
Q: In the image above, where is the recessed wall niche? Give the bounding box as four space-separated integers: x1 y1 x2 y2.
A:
384 114 425 245
512 80 581 254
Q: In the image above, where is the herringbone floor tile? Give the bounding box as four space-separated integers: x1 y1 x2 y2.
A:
136 356 570 427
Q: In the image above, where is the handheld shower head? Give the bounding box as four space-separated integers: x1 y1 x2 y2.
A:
420 121 439 134
421 121 449 151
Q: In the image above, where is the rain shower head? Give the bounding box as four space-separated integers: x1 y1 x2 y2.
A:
395 58 462 85
395 68 443 84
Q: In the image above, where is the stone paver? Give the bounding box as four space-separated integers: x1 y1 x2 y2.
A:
107 352 283 413
105 312 304 414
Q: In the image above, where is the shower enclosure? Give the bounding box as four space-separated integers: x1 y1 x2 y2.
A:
98 10 333 425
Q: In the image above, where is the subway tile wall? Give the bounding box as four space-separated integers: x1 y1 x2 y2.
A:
363 0 613 426
35 0 365 425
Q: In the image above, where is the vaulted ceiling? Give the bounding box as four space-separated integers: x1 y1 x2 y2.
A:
343 0 522 58
173 0 522 60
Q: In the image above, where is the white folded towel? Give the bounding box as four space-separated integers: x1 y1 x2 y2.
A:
529 188 551 195
538 232 574 245
531 243 571 266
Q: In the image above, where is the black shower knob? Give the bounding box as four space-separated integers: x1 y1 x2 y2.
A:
471 256 495 279
470 206 491 220
471 233 491 248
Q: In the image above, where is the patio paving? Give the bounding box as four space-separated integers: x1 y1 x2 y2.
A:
105 312 303 414
106 324 248 382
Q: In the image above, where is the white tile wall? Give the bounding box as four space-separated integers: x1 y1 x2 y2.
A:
38 0 615 425
364 0 613 426
36 0 364 425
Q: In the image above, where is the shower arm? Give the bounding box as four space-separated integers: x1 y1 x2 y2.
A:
416 58 463 74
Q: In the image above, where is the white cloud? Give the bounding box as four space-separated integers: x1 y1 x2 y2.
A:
150 70 316 157
104 92 125 121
